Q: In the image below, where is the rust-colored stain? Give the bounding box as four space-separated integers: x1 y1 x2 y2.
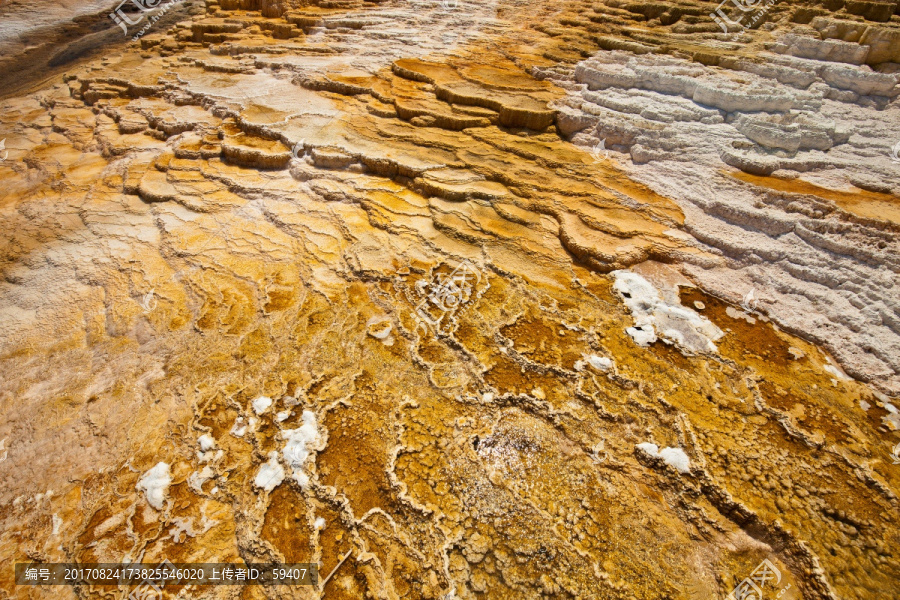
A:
731 170 900 226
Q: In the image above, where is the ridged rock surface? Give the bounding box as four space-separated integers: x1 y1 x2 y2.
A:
0 1 899 599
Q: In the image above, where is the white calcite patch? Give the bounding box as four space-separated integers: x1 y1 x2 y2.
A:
252 395 273 414
636 442 659 455
586 354 612 371
576 354 613 372
198 434 215 452
659 447 691 474
636 443 691 474
230 416 247 438
611 270 723 354
254 452 285 492
136 462 171 510
188 466 215 494
282 410 321 488
629 325 657 347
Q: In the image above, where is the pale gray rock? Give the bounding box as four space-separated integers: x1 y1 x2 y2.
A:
820 64 900 97
540 48 900 394
736 117 803 152
774 34 870 65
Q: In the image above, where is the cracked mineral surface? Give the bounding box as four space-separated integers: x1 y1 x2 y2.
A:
1 0 899 599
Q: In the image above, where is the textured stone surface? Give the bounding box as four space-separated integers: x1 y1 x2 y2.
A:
0 1 899 600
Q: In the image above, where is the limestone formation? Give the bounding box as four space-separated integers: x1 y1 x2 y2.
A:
0 1 898 599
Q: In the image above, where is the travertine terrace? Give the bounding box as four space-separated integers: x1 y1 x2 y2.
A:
0 0 899 598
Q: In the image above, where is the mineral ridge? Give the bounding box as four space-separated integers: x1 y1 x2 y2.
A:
1 0 899 599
